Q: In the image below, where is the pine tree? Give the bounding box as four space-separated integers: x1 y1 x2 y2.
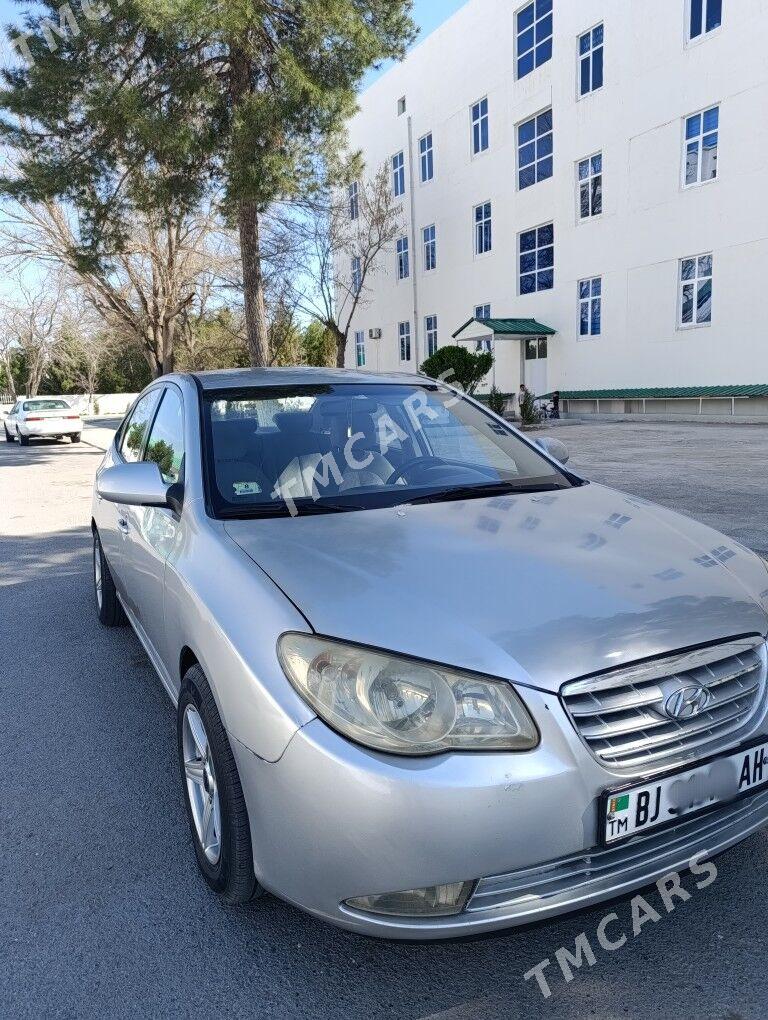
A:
0 0 416 368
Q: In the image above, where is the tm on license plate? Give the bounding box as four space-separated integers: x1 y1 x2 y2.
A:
602 738 768 845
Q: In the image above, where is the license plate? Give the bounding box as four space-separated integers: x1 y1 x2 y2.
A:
601 738 768 846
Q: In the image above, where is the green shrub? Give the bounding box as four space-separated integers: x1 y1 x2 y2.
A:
487 385 505 416
420 345 493 394
519 388 541 426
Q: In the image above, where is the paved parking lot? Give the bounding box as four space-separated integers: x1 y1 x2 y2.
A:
1 420 767 1020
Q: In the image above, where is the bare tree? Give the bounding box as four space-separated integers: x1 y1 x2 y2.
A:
283 165 403 368
0 329 17 400
54 293 117 407
1 279 64 397
0 188 241 379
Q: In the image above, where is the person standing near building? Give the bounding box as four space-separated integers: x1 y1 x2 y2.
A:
518 383 529 419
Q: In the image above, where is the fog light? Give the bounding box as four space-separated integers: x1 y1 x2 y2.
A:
344 881 474 918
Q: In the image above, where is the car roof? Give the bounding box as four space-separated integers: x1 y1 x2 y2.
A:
23 397 71 405
182 367 432 391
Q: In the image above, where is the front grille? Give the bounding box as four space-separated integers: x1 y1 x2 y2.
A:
561 637 767 773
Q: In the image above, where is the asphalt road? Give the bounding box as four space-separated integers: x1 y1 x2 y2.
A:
1 421 768 1020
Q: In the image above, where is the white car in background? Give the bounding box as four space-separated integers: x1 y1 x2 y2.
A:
4 397 82 445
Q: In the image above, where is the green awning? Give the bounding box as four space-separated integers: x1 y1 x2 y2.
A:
544 385 768 399
452 317 556 339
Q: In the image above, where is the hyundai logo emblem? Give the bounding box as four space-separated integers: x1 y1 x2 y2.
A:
664 684 712 720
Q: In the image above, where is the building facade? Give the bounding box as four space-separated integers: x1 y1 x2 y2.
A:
341 0 768 416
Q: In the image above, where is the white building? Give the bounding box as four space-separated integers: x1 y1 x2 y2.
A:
341 0 768 418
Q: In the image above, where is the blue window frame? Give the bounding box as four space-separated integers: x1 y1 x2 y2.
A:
471 98 489 154
579 277 602 336
517 108 553 189
689 0 722 40
419 133 434 182
423 224 437 272
392 151 405 197
519 223 554 293
425 315 439 357
684 106 719 185
579 23 603 96
351 256 362 295
399 321 411 361
474 202 492 255
355 330 366 367
348 181 359 220
396 236 409 280
516 0 553 79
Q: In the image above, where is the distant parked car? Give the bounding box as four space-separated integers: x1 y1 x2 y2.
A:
4 397 82 445
91 368 768 939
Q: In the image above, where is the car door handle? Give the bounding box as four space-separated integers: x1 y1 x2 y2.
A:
117 517 130 534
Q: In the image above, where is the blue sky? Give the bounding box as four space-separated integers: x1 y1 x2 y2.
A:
363 0 468 89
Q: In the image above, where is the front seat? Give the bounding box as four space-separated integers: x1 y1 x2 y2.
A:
211 418 267 501
338 408 400 491
271 411 330 501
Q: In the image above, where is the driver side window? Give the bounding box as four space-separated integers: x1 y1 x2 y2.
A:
143 387 185 484
120 390 161 463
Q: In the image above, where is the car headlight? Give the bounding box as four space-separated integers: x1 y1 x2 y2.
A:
278 633 538 756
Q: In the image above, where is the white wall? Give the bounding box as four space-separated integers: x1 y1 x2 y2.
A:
341 0 768 395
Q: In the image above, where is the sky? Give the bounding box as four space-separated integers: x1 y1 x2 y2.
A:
363 0 469 89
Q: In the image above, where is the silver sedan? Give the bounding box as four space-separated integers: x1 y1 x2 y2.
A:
91 368 768 938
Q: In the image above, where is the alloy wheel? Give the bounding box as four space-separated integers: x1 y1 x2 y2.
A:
182 705 221 864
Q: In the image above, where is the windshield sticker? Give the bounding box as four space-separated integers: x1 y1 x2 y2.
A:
233 481 261 497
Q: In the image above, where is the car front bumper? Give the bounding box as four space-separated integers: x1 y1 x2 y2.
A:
232 686 768 939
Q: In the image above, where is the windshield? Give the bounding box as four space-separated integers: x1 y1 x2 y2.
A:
23 399 71 411
203 383 574 518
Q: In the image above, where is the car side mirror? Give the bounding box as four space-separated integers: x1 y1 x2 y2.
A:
535 436 570 465
97 461 179 509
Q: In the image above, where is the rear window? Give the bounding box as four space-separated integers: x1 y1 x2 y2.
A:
23 399 71 411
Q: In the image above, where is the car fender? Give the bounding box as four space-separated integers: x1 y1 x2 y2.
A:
163 508 316 763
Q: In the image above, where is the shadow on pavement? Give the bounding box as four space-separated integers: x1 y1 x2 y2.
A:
0 526 91 587
0 439 103 470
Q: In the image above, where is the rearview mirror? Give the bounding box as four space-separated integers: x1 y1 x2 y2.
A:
97 461 175 508
535 436 570 465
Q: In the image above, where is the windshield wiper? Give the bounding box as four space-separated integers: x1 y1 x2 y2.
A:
403 480 565 506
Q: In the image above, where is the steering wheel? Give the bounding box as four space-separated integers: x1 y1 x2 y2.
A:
387 456 446 486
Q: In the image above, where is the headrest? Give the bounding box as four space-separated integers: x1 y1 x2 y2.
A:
350 410 378 438
274 411 313 434
315 398 350 419
212 417 257 460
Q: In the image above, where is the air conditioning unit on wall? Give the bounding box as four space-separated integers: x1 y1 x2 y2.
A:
368 328 382 340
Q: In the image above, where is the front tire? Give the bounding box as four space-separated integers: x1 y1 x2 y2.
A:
177 665 260 904
4 425 14 442
93 530 126 626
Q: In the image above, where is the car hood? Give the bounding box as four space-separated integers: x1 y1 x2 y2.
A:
224 483 768 693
